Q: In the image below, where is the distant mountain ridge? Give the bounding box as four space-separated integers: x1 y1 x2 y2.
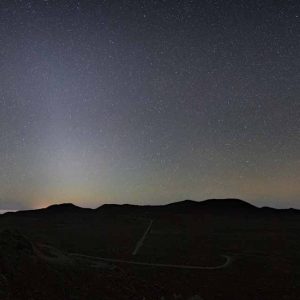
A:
165 198 256 209
97 198 264 216
2 198 299 216
99 198 257 212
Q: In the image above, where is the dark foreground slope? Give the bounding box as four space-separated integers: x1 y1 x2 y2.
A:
0 199 299 300
0 230 164 300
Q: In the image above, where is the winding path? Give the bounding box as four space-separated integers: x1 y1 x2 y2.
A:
70 253 232 270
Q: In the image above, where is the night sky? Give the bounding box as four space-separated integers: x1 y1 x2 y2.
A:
0 0 299 210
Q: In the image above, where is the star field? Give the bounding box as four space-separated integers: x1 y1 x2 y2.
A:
0 0 299 210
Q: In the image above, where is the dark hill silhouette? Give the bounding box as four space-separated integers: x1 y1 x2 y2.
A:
3 203 91 217
45 203 86 212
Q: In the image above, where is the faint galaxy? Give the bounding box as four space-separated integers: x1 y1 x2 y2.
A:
0 0 299 209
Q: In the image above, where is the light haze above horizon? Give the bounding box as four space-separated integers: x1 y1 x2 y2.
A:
0 0 299 210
